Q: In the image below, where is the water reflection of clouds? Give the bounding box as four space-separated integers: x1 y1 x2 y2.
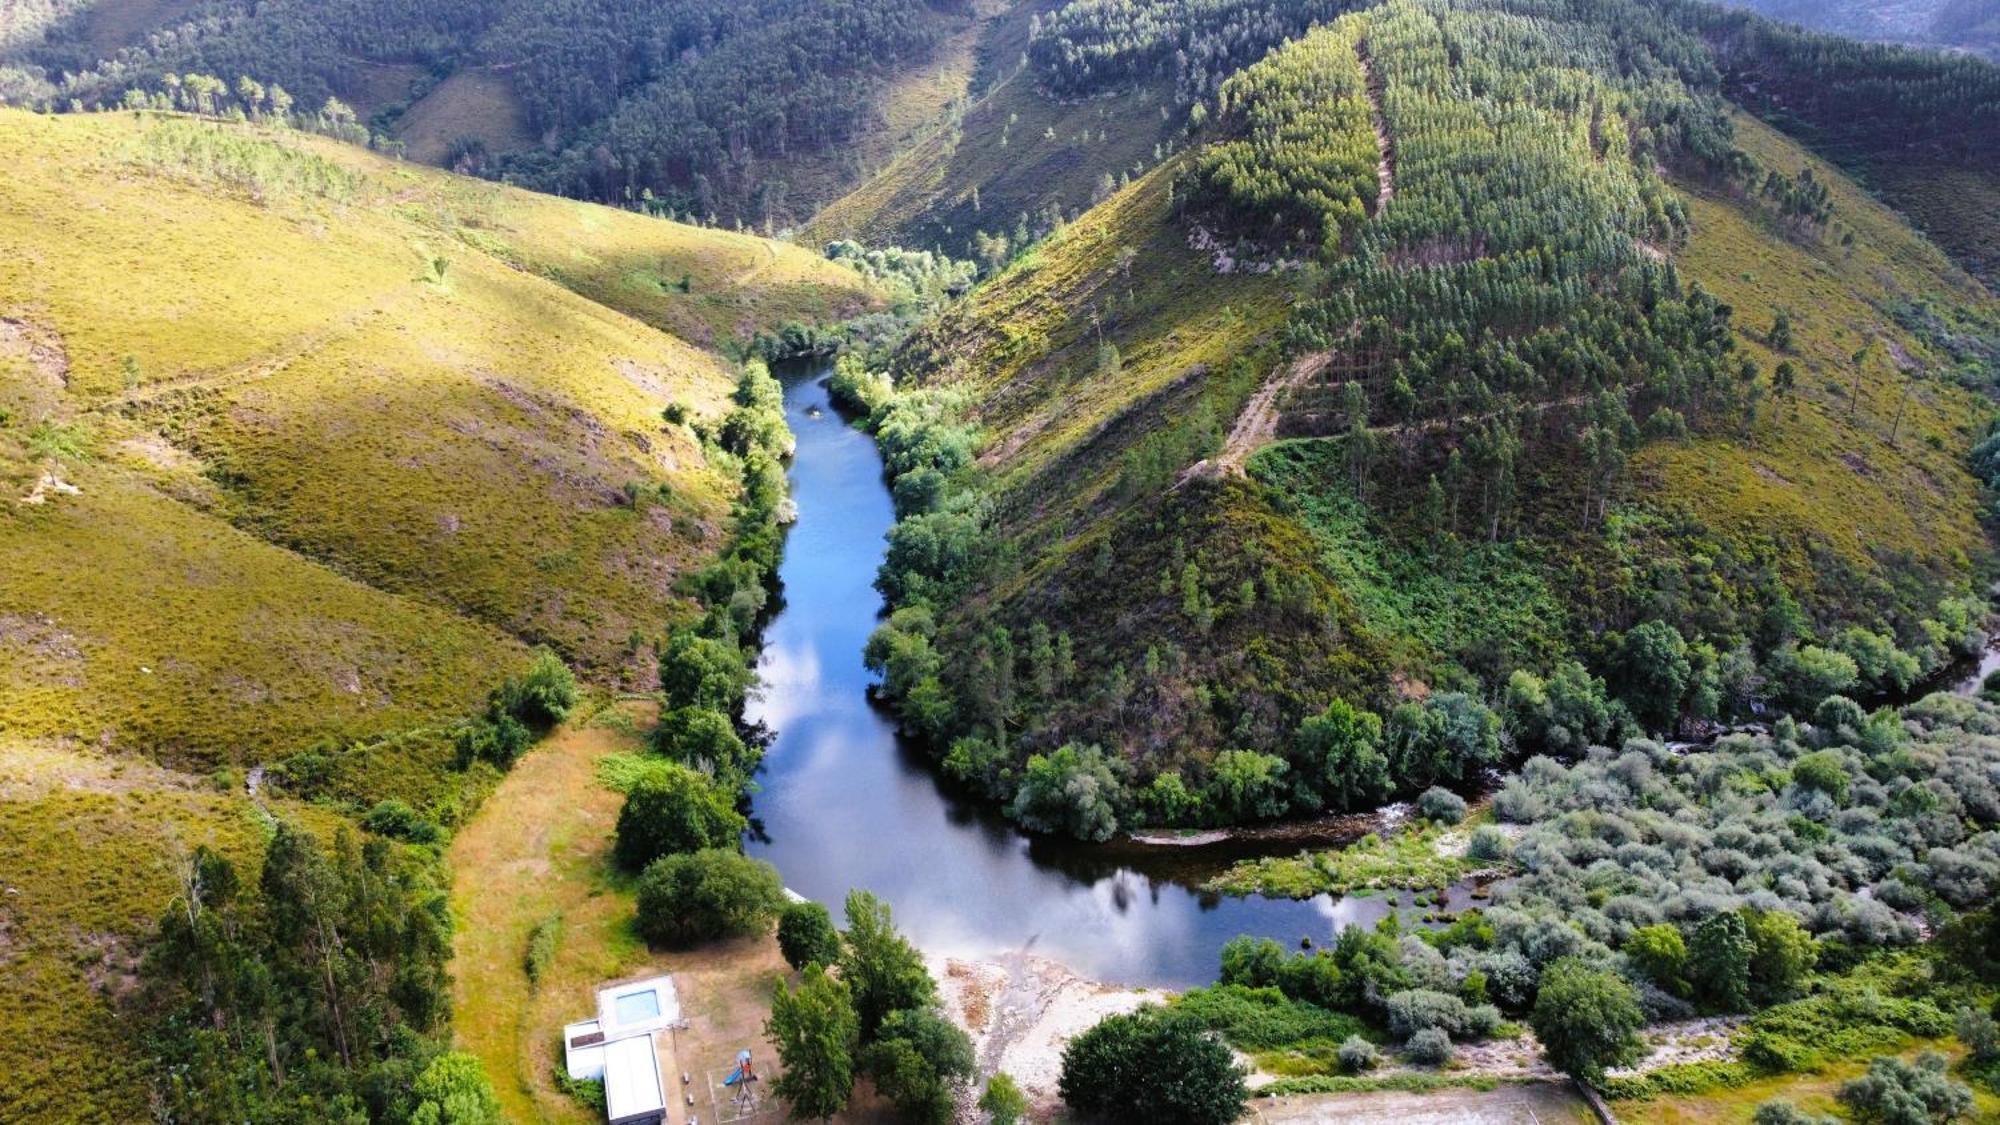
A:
748 639 820 730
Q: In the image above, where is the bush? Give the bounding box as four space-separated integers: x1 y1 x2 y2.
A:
1530 958 1644 1083
1059 1008 1247 1125
1467 825 1511 861
1416 787 1468 824
1170 984 1364 1050
1405 1028 1452 1065
1465 1004 1503 1038
1386 989 1469 1039
411 1052 503 1125
862 1007 976 1125
1752 1102 1838 1125
778 901 843 971
1957 1006 2000 1063
1626 924 1690 995
634 849 785 947
524 916 560 987
614 764 747 870
651 706 758 790
1009 744 1124 842
362 799 440 844
1837 1051 1973 1124
456 713 531 769
1338 1035 1380 1073
1744 909 1817 1005
496 647 580 729
660 631 753 712
979 1073 1028 1124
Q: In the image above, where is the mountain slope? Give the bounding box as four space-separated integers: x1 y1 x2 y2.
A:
0 106 876 1121
1713 0 2000 60
0 0 993 225
862 0 2000 835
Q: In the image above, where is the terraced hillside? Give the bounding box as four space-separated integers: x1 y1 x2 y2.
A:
858 0 2000 838
0 107 876 1121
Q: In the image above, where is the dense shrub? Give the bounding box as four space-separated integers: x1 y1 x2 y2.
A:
862 1008 976 1125
1467 825 1511 861
651 706 760 791
778 901 843 971
1837 1052 1973 1124
1009 744 1126 842
362 798 441 844
1059 1008 1248 1125
1386 989 1470 1039
1753 1102 1838 1125
1172 984 1365 1050
524 916 560 987
1339 1035 1380 1073
634 849 785 947
1416 787 1468 824
1530 958 1644 1082
614 764 748 871
496 647 580 729
1404 1027 1453 1065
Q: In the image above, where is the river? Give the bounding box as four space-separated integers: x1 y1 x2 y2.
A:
743 366 1391 989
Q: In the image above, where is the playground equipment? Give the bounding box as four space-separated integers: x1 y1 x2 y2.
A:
721 1049 759 1115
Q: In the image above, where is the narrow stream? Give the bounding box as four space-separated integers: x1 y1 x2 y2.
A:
744 367 1383 988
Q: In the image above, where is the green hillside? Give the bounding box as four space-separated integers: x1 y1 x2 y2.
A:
0 107 876 1121
855 0 2000 839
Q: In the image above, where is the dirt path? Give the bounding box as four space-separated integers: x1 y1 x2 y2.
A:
1254 1083 1595 1125
1186 351 1334 481
1358 39 1395 215
97 294 408 411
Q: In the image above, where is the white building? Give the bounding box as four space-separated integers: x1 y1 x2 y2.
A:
564 975 681 1125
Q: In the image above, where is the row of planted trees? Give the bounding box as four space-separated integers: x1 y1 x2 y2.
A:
144 652 581 1121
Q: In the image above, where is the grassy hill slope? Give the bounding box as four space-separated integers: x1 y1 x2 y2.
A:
0 107 875 1121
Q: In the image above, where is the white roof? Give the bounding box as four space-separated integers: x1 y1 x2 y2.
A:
604 1033 666 1121
563 1019 606 1081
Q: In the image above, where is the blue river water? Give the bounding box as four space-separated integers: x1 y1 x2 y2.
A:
743 367 1380 988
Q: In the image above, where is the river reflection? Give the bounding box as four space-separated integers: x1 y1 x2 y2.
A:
744 367 1428 987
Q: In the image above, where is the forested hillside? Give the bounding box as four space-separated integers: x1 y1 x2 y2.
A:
0 108 876 1120
844 0 2000 844
1669 0 2000 287
1712 0 2000 61
0 0 981 226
